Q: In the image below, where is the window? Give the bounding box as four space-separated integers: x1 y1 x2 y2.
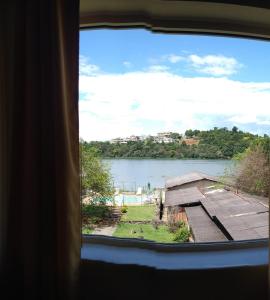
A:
79 29 269 245
78 3 268 300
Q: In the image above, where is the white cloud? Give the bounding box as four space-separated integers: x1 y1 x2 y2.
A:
79 55 100 76
147 65 170 72
167 54 184 63
188 54 241 76
228 115 258 124
258 120 270 125
149 54 184 65
123 61 132 68
79 61 270 141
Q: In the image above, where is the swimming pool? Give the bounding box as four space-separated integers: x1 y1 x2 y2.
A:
114 194 147 205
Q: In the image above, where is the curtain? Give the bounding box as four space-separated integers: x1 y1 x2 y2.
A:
0 1 80 299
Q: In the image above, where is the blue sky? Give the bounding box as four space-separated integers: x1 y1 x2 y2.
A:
79 29 270 141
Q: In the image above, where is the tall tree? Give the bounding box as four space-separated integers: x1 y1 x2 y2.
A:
80 141 113 201
234 140 270 197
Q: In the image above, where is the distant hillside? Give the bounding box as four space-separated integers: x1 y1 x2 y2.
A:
82 127 265 159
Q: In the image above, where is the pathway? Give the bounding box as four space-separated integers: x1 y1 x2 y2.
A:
92 225 117 236
92 207 121 236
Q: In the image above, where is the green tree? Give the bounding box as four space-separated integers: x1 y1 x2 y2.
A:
233 138 270 197
170 132 182 141
80 141 113 202
85 127 259 160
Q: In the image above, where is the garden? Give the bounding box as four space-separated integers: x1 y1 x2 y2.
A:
80 140 191 242
82 202 191 243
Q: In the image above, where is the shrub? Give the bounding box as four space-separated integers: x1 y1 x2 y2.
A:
173 226 190 242
168 219 180 233
234 145 270 197
121 205 128 213
177 220 185 227
82 203 110 218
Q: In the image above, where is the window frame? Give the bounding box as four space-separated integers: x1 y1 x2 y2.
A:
82 235 268 269
79 0 269 270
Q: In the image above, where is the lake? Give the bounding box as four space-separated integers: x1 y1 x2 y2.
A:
103 159 233 191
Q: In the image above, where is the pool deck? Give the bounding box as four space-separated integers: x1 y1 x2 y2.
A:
114 193 155 206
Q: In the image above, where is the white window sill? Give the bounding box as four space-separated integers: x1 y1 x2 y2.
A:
81 235 268 270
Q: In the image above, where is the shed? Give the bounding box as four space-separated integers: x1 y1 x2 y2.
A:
164 186 205 226
217 212 268 240
201 189 269 240
165 186 205 207
185 206 228 242
165 172 218 191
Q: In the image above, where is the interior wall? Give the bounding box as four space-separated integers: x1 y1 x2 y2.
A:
80 260 268 299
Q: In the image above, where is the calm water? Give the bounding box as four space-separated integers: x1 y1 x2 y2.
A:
103 159 232 191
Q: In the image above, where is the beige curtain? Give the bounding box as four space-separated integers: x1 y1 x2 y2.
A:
0 1 80 299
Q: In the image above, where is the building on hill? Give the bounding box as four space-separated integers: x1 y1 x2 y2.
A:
157 132 173 138
154 132 174 143
110 138 127 144
125 135 140 142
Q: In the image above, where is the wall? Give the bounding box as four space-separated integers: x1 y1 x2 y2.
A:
80 260 268 300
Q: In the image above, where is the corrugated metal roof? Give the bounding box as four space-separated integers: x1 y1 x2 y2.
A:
165 185 268 241
201 189 269 240
165 172 218 189
165 186 205 207
217 212 269 240
185 206 228 242
202 190 268 218
239 192 269 208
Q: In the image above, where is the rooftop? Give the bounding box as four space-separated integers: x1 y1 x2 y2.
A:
165 172 218 189
164 186 205 207
164 174 269 241
201 189 268 240
185 206 227 242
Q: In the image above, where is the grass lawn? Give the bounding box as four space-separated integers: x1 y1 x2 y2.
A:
121 205 156 221
113 223 176 243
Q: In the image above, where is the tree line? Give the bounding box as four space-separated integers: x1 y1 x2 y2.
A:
80 130 270 200
83 127 263 159
233 136 270 197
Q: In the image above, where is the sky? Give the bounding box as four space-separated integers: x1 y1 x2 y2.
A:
79 29 270 141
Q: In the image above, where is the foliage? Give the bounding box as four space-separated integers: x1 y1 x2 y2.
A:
86 127 259 159
167 207 186 233
82 204 111 223
82 214 95 234
82 226 94 235
82 203 111 217
168 218 180 233
173 225 190 242
121 205 128 213
233 138 270 197
80 140 113 202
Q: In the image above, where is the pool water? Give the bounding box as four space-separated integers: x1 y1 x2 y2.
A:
114 194 147 205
